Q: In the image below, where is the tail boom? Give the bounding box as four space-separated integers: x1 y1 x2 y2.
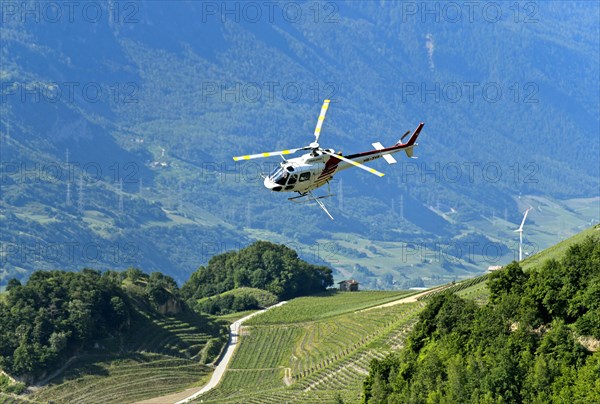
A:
341 122 424 166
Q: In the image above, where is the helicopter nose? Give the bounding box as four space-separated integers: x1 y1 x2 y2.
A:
264 177 281 192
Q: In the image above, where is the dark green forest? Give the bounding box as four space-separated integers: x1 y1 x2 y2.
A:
0 268 185 380
181 241 334 303
363 236 600 403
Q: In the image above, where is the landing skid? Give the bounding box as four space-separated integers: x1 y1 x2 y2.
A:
288 191 336 220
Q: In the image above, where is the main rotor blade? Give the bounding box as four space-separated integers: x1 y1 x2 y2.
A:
233 147 305 161
313 99 330 144
400 130 411 142
321 149 385 177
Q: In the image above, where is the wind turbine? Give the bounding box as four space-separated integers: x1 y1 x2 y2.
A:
514 207 533 262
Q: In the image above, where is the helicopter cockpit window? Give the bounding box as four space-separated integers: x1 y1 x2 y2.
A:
269 166 281 177
287 174 297 185
299 172 311 182
270 168 288 185
286 166 295 172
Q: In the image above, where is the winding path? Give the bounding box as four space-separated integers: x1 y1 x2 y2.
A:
136 301 287 404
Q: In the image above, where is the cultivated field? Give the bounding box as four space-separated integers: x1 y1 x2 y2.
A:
194 291 424 403
191 226 600 402
30 311 227 403
246 290 413 325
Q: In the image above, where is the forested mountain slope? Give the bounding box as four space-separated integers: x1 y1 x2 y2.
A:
1 1 598 286
364 230 600 402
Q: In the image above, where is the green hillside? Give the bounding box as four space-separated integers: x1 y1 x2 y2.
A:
364 229 600 403
0 270 228 404
187 225 599 403
1 227 597 403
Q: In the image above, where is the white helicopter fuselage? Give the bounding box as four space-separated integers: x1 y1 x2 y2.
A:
263 141 418 195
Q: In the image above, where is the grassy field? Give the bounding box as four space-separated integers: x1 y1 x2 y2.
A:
29 308 227 403
246 290 412 325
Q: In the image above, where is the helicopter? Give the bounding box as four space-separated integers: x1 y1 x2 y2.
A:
233 100 424 220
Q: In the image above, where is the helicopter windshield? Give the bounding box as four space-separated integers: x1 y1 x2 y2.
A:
269 167 288 185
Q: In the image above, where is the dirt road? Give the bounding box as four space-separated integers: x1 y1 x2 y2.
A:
136 301 288 404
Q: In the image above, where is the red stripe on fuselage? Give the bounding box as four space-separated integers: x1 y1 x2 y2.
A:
317 156 341 180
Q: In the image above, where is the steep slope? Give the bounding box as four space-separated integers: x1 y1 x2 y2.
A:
1 1 598 285
364 227 600 402
0 269 228 403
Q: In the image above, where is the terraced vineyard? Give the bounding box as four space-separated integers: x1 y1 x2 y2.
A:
246 290 413 325
125 311 227 363
31 310 227 403
31 353 211 404
194 291 424 403
419 273 491 303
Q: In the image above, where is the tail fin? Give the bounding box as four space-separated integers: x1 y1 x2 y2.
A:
398 122 425 146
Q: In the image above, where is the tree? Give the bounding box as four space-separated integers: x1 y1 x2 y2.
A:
181 241 333 302
488 261 528 303
6 278 21 292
